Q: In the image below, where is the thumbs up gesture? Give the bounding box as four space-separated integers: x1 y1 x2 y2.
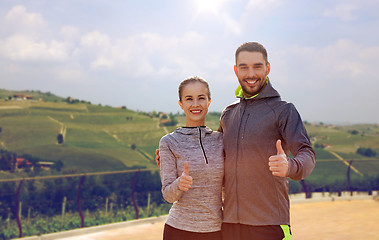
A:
268 140 289 177
179 162 193 191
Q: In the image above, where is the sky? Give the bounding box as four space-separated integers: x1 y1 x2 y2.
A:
0 0 378 124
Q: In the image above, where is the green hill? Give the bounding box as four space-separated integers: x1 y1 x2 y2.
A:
0 89 65 102
0 91 378 180
0 99 166 173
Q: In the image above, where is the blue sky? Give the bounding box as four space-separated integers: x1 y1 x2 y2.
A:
0 0 378 124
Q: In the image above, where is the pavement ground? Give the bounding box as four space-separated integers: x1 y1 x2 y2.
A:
51 199 379 240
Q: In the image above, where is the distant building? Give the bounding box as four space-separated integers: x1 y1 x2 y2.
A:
37 161 54 170
14 94 33 101
16 158 32 169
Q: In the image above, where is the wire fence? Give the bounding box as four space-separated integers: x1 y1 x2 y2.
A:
0 168 167 239
1 159 379 239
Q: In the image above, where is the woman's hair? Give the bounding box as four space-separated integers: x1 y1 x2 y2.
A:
178 76 211 101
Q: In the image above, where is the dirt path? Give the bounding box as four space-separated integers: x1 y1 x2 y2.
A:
57 199 379 240
291 199 379 240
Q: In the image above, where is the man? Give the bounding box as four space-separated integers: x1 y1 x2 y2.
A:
219 42 315 240
156 42 315 239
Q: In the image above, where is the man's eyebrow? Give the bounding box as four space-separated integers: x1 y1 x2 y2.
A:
238 62 264 67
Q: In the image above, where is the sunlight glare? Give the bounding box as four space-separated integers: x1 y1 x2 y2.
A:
195 0 226 15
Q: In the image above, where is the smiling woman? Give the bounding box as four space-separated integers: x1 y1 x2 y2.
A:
159 76 224 240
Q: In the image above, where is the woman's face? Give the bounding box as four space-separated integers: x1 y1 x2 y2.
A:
179 81 211 127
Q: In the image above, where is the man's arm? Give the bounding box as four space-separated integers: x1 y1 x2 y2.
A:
278 103 315 180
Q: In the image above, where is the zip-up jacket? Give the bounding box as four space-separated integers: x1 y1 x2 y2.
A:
218 80 315 226
159 126 224 232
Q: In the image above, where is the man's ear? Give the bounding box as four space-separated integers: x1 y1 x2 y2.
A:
178 100 183 110
234 65 238 76
266 62 271 75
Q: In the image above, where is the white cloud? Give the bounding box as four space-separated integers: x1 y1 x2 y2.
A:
0 5 69 62
270 39 379 122
2 5 47 36
60 25 80 41
76 30 209 78
324 3 358 21
247 0 283 11
80 30 111 49
0 35 68 61
273 39 379 87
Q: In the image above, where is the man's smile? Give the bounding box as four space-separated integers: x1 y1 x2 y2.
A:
245 78 258 85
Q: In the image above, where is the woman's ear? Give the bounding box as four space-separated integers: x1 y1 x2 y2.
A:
208 99 211 107
178 100 183 110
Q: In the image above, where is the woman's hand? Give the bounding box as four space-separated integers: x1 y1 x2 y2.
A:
179 162 193 191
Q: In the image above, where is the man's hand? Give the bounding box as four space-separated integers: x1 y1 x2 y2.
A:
268 140 289 177
155 149 160 168
179 162 193 191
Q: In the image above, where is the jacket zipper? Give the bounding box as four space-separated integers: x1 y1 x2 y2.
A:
235 99 248 220
198 127 209 164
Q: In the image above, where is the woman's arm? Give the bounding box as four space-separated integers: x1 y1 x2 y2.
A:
159 138 184 203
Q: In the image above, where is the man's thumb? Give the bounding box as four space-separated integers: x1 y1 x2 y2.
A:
276 139 285 155
183 162 189 176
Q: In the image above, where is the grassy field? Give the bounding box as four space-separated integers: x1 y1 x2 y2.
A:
0 98 378 178
0 100 163 173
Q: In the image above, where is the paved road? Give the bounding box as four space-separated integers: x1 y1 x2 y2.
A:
55 199 379 240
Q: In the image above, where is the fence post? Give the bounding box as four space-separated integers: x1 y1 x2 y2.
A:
105 197 109 215
77 175 86 228
61 196 67 230
131 170 140 219
15 179 24 238
147 192 151 217
347 160 353 196
300 179 311 198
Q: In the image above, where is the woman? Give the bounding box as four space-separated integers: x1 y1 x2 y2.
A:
159 76 224 240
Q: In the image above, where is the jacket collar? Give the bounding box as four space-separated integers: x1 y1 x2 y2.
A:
235 77 280 101
175 126 213 135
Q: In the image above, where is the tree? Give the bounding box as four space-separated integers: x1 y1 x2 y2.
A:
52 160 64 171
349 129 359 135
357 147 376 157
57 134 64 144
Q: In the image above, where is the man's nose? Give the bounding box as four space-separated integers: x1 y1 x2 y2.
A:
247 68 256 77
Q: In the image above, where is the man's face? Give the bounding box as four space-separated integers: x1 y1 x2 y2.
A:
234 51 270 98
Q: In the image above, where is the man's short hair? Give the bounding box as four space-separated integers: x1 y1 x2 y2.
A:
235 42 268 64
